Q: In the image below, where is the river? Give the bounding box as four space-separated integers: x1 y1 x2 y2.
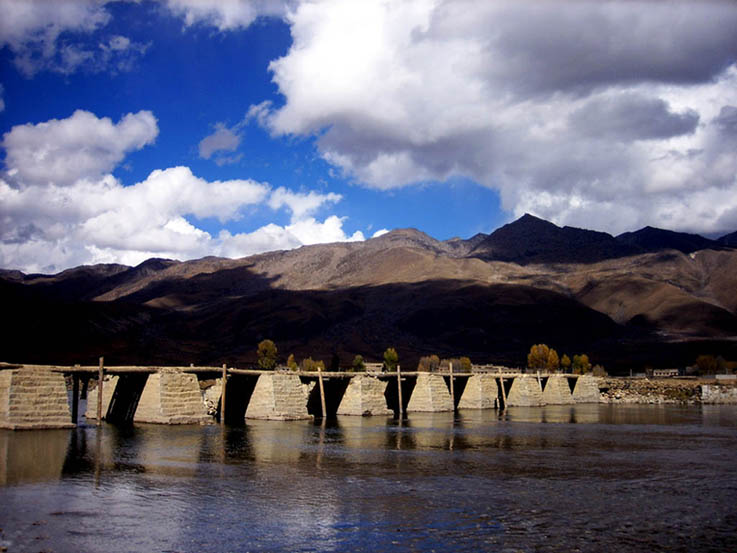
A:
1 404 736 552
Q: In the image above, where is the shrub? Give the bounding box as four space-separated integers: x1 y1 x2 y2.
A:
286 354 298 371
383 347 399 371
352 354 366 372
417 354 440 372
257 339 277 370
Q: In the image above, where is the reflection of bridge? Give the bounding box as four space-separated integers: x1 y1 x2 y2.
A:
0 361 600 429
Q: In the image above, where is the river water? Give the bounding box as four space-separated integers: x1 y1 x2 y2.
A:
1 404 736 552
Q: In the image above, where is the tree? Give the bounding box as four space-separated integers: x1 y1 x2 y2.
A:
546 348 560 372
417 354 440 372
561 354 571 373
383 347 399 371
528 344 551 370
301 357 324 371
572 354 591 374
352 354 366 372
459 356 472 371
695 354 719 375
286 354 298 371
257 339 277 370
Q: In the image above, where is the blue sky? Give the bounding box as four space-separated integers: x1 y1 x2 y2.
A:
1 1 737 273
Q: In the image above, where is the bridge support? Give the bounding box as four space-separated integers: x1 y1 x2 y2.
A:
0 366 74 430
458 374 498 409
133 371 210 424
572 375 600 403
85 375 119 421
245 373 313 421
406 373 453 412
506 375 545 407
542 375 575 405
337 375 393 416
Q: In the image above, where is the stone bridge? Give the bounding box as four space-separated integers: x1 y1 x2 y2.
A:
0 362 599 429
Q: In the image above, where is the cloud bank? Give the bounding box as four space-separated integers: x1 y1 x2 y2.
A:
249 0 737 235
0 111 363 273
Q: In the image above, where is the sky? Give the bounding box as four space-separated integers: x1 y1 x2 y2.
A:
1 0 737 274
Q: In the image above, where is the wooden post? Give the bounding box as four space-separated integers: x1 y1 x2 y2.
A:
536 370 542 389
71 374 80 424
449 361 455 411
397 364 404 417
96 356 104 425
221 364 227 425
499 376 507 410
317 365 327 420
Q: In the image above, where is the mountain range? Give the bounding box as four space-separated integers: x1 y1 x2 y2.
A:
2 214 736 373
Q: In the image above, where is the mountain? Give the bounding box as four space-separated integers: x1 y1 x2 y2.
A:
719 230 737 247
468 214 640 264
2 214 736 372
616 226 721 254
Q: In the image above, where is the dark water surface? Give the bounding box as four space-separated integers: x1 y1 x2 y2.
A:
1 405 736 552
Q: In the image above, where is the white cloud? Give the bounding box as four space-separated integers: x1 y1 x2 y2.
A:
0 110 365 273
267 186 341 222
0 0 148 76
371 229 389 238
251 0 737 235
2 110 159 187
165 0 291 30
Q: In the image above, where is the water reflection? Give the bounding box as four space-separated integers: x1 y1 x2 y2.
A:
1 405 736 553
0 430 69 485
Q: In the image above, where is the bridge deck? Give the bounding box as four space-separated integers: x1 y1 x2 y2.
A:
0 362 580 379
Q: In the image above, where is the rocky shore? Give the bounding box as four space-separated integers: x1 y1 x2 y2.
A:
598 377 737 404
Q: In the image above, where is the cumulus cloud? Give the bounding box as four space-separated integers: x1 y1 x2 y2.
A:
0 0 148 76
165 0 292 30
2 110 159 187
250 0 737 234
267 187 341 222
0 110 365 273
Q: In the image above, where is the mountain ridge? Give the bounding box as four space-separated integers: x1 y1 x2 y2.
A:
2 214 736 372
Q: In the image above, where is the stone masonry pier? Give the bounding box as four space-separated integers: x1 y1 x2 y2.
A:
0 366 73 430
0 362 602 429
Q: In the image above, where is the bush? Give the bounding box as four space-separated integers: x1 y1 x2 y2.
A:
417 354 440 372
572 354 592 374
286 354 298 371
257 339 277 370
383 347 398 371
301 357 325 371
352 354 366 372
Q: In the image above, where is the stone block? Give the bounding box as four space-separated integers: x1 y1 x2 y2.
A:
542 375 575 405
506 375 544 407
134 371 210 424
572 375 600 403
245 373 312 421
406 373 453 412
337 376 393 416
0 367 73 430
458 374 498 409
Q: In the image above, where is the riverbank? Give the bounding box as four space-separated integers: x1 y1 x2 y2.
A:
598 377 737 404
